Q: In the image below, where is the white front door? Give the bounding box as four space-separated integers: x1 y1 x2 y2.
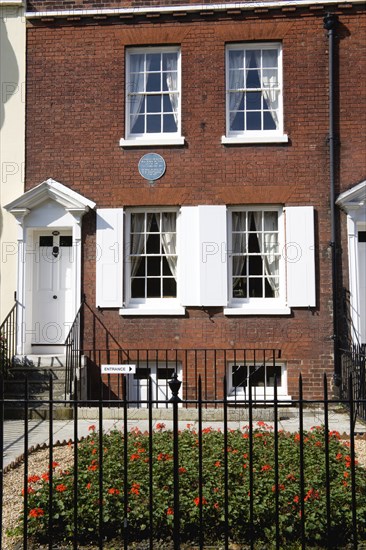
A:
32 231 74 344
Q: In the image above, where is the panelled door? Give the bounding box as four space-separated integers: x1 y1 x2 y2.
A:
32 231 74 344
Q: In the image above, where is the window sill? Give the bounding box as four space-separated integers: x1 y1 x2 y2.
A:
120 306 186 316
119 137 185 147
226 394 292 403
221 134 289 145
224 305 291 316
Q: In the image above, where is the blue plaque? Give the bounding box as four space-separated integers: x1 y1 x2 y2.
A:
138 153 166 182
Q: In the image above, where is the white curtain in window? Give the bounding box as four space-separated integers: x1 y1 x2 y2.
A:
229 50 246 127
129 55 150 132
254 50 279 129
232 212 246 290
252 212 279 296
130 213 152 277
165 53 179 127
157 212 177 280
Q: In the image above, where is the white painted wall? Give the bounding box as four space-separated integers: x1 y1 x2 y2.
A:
0 1 25 321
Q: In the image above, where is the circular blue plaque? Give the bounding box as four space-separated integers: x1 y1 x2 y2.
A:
138 153 166 181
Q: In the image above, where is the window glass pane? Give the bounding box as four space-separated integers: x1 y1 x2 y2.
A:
131 278 145 298
163 94 174 112
39 236 53 247
246 112 261 130
162 256 175 276
246 92 261 111
146 53 161 71
246 69 260 89
266 365 282 386
147 115 161 133
248 256 262 276
249 212 261 231
149 214 159 232
247 50 261 69
163 114 177 133
147 95 161 113
147 72 161 92
263 112 277 130
262 69 278 88
60 236 72 247
262 49 278 68
229 50 244 70
130 53 144 73
147 278 161 297
249 277 263 297
147 256 161 276
231 112 244 132
131 213 145 233
263 212 278 231
158 367 175 380
163 71 178 92
232 365 248 388
163 278 177 298
229 69 244 90
146 234 160 254
134 367 151 380
229 92 244 112
162 213 176 233
265 278 277 298
130 115 144 134
232 211 246 231
135 259 145 277
233 278 247 298
251 365 265 386
163 52 177 71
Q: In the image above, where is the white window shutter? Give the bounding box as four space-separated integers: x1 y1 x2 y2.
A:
96 208 124 308
180 205 228 307
285 206 316 307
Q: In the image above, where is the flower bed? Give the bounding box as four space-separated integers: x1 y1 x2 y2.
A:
11 423 366 548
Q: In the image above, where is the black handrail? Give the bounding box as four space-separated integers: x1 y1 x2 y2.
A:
0 303 17 377
65 302 84 399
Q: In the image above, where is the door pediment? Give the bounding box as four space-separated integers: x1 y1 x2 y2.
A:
5 178 96 216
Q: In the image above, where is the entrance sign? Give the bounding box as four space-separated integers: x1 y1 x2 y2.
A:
138 153 166 182
101 364 136 374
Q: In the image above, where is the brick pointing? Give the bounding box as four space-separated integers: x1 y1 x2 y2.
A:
25 7 366 398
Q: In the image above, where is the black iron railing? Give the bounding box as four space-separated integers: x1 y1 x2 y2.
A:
79 347 282 404
340 344 366 427
0 303 17 377
1 373 365 549
65 303 84 399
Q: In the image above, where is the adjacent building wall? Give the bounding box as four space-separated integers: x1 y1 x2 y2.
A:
0 0 25 321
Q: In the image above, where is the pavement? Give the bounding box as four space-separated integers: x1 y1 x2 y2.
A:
2 406 366 470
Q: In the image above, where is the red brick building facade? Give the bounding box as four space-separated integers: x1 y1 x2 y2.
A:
6 0 366 401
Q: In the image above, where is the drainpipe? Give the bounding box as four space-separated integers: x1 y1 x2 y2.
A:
323 13 340 387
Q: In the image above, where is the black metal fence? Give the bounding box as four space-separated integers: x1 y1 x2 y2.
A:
1 372 366 549
341 344 366 426
0 303 17 377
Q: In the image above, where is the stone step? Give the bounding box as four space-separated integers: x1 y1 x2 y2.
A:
14 354 66 368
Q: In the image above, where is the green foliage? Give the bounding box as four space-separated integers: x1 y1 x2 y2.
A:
15 423 366 547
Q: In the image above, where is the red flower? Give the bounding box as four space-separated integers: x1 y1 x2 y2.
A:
130 482 140 495
88 425 96 432
41 473 49 482
272 484 285 493
29 508 44 518
304 488 319 501
287 473 296 481
261 464 272 472
156 423 166 431
28 475 40 484
167 507 174 515
214 461 221 467
51 461 59 469
88 465 98 471
293 495 300 504
214 502 220 509
86 483 91 490
179 467 187 474
56 484 67 492
130 453 140 461
108 488 120 495
336 453 343 461
194 496 208 506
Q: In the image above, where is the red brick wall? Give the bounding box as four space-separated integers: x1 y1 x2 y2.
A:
25 6 366 398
